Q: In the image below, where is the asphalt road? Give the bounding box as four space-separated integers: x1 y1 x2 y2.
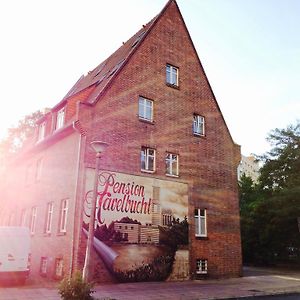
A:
236 294 300 300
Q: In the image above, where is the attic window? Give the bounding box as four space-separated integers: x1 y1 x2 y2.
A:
108 67 117 78
131 31 145 48
37 122 46 141
93 62 107 78
107 59 125 78
55 107 65 130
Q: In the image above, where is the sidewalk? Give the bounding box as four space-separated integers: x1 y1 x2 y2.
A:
0 267 299 300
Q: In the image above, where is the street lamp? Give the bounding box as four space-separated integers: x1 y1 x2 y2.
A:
82 140 108 282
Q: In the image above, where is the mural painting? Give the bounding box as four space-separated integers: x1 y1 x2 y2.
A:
83 169 189 282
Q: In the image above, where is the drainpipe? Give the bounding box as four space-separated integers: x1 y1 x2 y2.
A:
69 121 86 277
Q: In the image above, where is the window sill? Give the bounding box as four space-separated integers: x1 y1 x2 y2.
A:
195 235 208 240
166 82 180 90
195 273 209 280
166 174 179 178
57 232 67 236
141 169 155 174
138 118 155 125
193 133 206 138
196 271 208 275
43 232 52 237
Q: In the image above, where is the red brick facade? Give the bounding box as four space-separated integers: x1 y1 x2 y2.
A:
0 0 242 282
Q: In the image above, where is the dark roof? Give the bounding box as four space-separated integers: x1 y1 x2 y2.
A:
63 1 175 104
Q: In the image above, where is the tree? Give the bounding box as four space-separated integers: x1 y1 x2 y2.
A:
259 121 300 192
0 110 43 162
240 120 300 265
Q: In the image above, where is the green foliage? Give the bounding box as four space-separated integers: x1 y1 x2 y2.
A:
58 271 95 300
114 254 174 282
0 110 43 154
259 121 300 192
159 217 189 249
239 121 300 265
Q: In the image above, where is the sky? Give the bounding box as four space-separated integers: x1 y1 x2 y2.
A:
0 0 299 156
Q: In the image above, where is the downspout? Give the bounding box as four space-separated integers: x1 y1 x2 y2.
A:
69 121 86 277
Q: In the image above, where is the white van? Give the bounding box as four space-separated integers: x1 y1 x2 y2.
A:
0 226 31 284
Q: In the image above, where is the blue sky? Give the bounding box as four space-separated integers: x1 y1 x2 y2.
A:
0 0 299 156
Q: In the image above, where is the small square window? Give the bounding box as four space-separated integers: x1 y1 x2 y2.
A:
166 153 179 176
166 64 178 86
196 259 208 274
40 257 48 275
138 97 153 122
141 147 156 172
193 115 205 136
55 258 64 278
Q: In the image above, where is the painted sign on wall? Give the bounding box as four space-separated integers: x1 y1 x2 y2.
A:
83 169 189 282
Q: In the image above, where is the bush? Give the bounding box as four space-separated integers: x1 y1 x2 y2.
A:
58 271 95 300
114 254 174 282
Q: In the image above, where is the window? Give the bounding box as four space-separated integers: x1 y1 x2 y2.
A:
163 214 172 226
141 147 156 172
25 164 33 185
193 115 205 136
45 202 53 234
59 199 68 233
8 213 14 226
55 258 64 278
196 259 208 274
40 257 48 275
20 209 27 227
30 206 37 234
38 122 46 141
195 208 207 237
138 96 153 122
166 64 178 86
55 107 65 130
35 158 43 181
166 153 179 176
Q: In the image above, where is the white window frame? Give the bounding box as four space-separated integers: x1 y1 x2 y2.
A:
35 158 43 181
45 202 53 234
25 164 33 185
40 257 48 275
59 199 68 233
166 153 179 176
55 258 64 277
166 64 178 86
30 206 37 235
55 107 65 130
195 208 207 237
196 259 208 274
138 96 153 122
193 115 205 136
20 209 27 227
38 122 46 141
141 147 156 172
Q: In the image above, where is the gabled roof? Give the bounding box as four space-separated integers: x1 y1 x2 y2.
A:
63 0 176 105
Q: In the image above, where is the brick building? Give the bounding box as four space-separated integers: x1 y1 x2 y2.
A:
0 0 242 282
